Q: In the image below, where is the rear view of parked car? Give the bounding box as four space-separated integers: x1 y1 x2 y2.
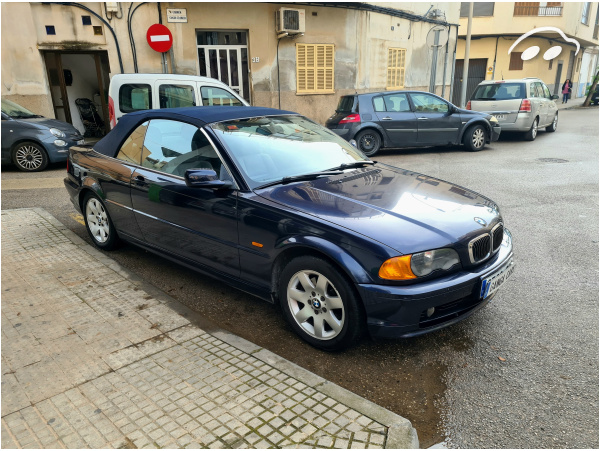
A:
467 78 559 141
1 99 84 171
325 91 501 156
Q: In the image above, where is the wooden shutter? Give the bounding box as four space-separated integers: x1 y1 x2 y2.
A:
509 52 524 71
514 2 540 16
387 48 406 89
296 44 335 94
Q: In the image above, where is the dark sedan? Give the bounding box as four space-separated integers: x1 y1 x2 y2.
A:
1 99 84 171
64 106 514 351
325 91 501 156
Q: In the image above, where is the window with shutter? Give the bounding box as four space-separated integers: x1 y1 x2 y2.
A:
296 44 335 94
386 48 406 90
509 52 524 71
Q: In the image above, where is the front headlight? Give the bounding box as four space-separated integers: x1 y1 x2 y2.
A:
411 248 460 277
49 128 66 138
489 116 498 123
379 248 461 280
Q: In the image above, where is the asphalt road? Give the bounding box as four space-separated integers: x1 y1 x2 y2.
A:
2 107 598 448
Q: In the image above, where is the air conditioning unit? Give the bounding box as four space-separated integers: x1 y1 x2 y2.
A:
276 8 305 34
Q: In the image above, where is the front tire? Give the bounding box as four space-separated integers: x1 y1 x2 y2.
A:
355 130 382 157
83 193 119 250
11 142 49 172
545 113 558 133
279 256 365 351
524 118 539 141
463 124 487 152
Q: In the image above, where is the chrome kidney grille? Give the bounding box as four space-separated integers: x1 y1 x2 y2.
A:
468 222 504 264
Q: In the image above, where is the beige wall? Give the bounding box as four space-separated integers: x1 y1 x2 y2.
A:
2 2 461 124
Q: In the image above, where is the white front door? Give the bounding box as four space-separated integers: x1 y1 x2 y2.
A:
197 45 249 103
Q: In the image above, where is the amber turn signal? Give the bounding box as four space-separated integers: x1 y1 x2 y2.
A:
378 255 417 280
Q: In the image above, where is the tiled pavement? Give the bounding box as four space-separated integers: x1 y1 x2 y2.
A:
1 208 418 449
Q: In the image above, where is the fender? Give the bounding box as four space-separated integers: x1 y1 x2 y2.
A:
458 118 493 143
355 122 393 148
275 235 374 284
79 175 106 206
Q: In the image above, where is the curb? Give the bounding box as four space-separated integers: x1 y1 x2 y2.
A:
29 207 420 449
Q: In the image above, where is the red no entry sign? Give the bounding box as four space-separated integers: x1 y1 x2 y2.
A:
146 24 173 53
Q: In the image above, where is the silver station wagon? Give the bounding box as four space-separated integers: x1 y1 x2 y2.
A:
467 78 559 141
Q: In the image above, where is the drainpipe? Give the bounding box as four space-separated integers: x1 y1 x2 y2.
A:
491 36 500 80
441 25 450 99
460 2 473 108
448 25 459 103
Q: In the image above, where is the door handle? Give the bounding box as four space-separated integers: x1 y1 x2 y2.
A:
134 175 146 184
382 117 392 120
417 117 429 120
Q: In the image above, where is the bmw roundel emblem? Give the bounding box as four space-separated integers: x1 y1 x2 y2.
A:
474 217 487 227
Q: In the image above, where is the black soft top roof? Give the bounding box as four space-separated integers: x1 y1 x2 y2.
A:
93 106 297 157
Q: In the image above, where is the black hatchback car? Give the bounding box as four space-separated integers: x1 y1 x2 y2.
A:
325 91 501 156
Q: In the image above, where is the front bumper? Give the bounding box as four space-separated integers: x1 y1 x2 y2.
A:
490 124 501 141
43 135 85 163
359 229 513 339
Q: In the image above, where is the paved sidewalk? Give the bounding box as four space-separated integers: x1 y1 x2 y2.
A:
1 208 418 449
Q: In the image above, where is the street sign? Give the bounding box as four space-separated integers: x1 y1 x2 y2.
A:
167 8 187 23
146 24 173 53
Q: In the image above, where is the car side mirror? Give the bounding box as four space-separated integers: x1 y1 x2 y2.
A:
184 169 232 189
551 94 559 100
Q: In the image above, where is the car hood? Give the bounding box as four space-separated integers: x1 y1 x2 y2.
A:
11 117 81 134
256 164 501 255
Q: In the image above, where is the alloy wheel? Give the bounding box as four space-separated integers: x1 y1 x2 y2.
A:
286 270 345 340
14 145 44 170
472 128 485 149
85 198 110 243
532 120 538 139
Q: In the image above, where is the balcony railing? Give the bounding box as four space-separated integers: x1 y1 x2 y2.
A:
514 4 563 17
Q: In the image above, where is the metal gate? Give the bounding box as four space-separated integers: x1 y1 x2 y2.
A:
452 59 487 106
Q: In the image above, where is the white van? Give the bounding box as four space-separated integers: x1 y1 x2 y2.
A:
108 74 249 128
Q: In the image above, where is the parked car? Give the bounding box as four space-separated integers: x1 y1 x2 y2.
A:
1 99 84 172
325 91 501 156
467 78 559 141
108 74 249 128
64 106 514 351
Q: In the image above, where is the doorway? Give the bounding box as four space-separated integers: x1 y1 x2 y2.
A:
43 51 111 137
197 30 250 103
452 58 487 106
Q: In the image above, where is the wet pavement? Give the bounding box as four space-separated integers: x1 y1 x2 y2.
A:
1 106 598 448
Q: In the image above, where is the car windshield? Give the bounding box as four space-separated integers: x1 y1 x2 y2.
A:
472 83 526 100
1 99 40 118
210 115 368 189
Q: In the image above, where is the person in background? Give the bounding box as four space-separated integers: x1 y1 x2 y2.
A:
561 79 572 104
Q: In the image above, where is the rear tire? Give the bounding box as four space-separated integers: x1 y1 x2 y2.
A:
462 124 487 152
279 256 365 351
524 118 539 141
355 130 382 157
82 192 119 250
545 113 558 133
11 141 48 172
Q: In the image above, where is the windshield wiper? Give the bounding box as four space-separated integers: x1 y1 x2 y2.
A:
327 160 376 171
255 170 344 189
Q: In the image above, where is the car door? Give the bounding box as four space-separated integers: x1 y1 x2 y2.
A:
372 94 418 147
541 82 557 124
409 92 462 145
530 82 548 126
129 118 240 277
198 84 245 106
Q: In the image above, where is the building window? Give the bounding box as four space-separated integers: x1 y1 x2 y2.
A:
514 2 563 16
82 15 92 26
582 2 591 24
460 2 495 17
93 26 103 35
509 52 523 70
296 44 334 94
594 8 599 39
386 48 406 89
45 25 56 35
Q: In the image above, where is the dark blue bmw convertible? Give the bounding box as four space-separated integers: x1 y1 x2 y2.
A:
64 106 514 351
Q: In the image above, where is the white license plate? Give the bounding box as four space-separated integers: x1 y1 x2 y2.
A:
480 258 515 300
77 140 85 145
492 114 505 120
